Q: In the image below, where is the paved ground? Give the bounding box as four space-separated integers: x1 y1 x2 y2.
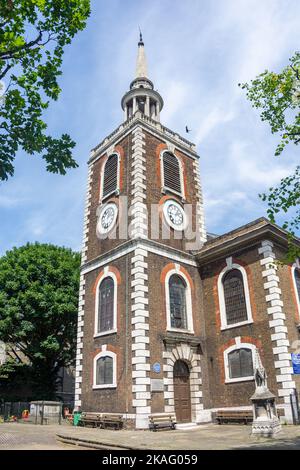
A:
0 422 88 450
1 422 300 450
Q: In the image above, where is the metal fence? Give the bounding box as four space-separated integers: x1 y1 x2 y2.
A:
0 401 30 421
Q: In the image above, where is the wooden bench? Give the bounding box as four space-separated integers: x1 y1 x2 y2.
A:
79 412 102 428
99 414 123 430
215 410 253 425
149 413 176 431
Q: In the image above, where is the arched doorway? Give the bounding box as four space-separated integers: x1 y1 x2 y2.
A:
173 360 191 423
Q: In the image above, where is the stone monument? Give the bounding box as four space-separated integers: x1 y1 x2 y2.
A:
251 350 281 437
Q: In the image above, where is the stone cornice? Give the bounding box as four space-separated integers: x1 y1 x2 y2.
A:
81 238 198 275
197 218 300 265
89 112 198 165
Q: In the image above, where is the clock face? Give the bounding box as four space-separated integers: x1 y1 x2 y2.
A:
97 203 118 235
163 200 187 230
101 206 115 229
167 203 184 226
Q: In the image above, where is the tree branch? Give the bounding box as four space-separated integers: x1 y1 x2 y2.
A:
291 65 300 81
0 29 43 60
8 347 23 363
0 19 10 29
0 62 13 80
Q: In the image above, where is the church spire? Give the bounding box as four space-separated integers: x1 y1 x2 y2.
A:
136 30 148 78
121 33 164 122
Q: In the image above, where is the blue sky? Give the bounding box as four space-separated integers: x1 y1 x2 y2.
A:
1 0 300 255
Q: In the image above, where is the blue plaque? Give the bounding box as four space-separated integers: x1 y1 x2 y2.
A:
152 362 161 374
291 353 300 374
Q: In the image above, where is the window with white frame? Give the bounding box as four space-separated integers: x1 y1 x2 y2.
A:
95 273 117 337
93 351 116 388
293 267 300 311
102 153 119 200
161 151 184 197
169 274 187 329
224 343 255 383
218 262 253 330
165 268 193 333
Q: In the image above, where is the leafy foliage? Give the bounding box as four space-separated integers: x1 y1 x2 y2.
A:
0 0 91 180
240 53 300 260
0 243 81 398
240 52 300 156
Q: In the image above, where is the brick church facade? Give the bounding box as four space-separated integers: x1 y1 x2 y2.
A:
75 36 300 428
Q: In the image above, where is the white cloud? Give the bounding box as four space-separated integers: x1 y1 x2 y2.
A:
1 0 300 254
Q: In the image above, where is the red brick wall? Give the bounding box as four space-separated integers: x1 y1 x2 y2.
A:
200 244 279 409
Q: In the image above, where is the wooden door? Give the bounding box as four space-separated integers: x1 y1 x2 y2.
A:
174 360 191 423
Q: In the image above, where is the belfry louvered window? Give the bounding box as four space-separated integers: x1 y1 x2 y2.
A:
98 277 114 333
228 348 253 379
169 274 187 329
295 269 300 303
163 152 182 195
102 154 118 198
96 356 113 385
223 269 248 325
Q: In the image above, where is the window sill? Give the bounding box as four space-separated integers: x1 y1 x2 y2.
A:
225 376 254 384
162 186 184 201
167 328 194 335
92 384 117 389
221 320 253 331
101 189 120 203
94 329 117 338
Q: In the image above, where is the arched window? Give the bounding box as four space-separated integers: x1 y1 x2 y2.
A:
162 152 182 195
227 348 253 379
102 153 119 199
96 356 113 385
294 268 300 304
223 269 248 326
169 274 187 330
93 350 116 389
97 277 114 334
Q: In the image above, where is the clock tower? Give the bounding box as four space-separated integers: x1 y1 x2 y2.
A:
75 35 207 428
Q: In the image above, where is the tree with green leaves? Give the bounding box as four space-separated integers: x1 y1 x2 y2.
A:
240 52 300 259
0 243 81 399
0 0 90 181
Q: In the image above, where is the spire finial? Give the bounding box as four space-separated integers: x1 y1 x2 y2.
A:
138 27 144 46
135 29 147 78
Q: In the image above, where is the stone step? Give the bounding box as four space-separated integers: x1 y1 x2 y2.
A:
176 422 198 430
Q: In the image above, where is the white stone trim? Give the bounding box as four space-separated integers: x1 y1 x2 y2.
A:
94 268 118 337
258 240 294 421
192 158 207 243
130 244 150 429
74 163 93 408
81 164 93 265
218 261 253 330
81 240 198 277
160 149 185 199
90 116 198 167
100 151 121 202
223 342 256 383
164 266 194 333
93 348 117 389
291 263 300 320
163 344 202 423
130 127 148 241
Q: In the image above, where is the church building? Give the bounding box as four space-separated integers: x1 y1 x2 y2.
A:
75 36 300 428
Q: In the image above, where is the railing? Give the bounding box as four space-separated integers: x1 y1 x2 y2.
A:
91 112 196 158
